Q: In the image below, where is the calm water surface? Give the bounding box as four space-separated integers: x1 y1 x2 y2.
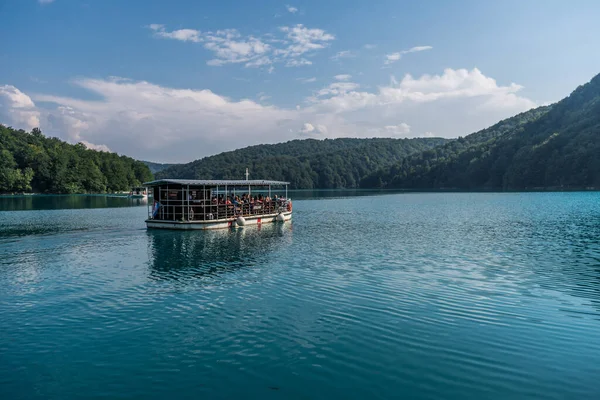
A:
1 192 600 399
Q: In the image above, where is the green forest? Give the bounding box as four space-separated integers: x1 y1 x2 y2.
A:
0 125 153 194
361 72 600 190
156 137 449 189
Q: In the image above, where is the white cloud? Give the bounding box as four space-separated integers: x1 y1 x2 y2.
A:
311 68 535 113
305 68 536 141
0 85 40 130
384 45 432 65
314 81 360 98
299 123 327 135
298 77 317 83
363 44 377 50
286 5 298 13
407 45 433 53
3 68 537 162
384 53 401 65
277 24 335 57
81 141 111 152
150 24 333 69
286 58 312 67
331 50 356 60
30 77 299 162
300 122 315 133
38 0 55 4
334 74 352 81
149 24 202 43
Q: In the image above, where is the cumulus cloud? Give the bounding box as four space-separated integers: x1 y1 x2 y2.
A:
149 24 333 69
384 45 432 65
2 67 537 162
277 24 335 57
30 77 299 162
286 5 298 13
0 85 40 130
299 123 327 135
305 68 536 140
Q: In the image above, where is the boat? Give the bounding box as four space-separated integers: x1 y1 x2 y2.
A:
128 186 148 199
143 178 292 230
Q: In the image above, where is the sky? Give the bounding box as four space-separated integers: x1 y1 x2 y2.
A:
1 0 599 163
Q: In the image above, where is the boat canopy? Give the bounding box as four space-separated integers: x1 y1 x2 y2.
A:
143 179 289 187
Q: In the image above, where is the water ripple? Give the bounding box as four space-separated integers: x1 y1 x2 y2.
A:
1 193 600 399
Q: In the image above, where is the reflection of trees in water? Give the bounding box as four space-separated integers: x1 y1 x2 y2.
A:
146 224 293 281
0 195 146 211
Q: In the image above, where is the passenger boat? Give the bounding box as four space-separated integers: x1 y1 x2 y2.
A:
143 179 292 230
128 187 148 199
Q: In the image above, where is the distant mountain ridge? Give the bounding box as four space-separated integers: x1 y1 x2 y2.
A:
156 137 449 189
142 161 179 174
361 73 600 190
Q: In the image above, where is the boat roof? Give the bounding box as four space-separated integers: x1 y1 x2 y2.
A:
143 179 290 187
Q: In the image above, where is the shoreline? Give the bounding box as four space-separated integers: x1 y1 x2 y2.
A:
1 187 599 198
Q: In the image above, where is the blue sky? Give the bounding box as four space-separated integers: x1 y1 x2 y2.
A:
1 0 599 162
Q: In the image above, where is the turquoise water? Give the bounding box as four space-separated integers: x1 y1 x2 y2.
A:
1 192 600 399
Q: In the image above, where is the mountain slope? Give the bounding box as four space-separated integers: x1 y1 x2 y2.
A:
156 137 449 189
362 72 600 190
143 161 179 174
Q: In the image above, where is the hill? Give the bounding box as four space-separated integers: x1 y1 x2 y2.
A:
143 161 179 174
156 137 449 189
361 73 600 190
0 125 153 194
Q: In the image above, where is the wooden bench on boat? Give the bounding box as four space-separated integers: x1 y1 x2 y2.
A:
144 179 292 230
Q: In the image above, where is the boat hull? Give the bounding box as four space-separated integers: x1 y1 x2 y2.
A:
146 212 292 230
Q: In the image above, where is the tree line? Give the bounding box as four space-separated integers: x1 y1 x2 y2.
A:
0 125 153 194
156 137 449 189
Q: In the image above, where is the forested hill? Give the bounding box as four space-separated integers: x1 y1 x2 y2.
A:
0 125 153 194
142 161 179 174
361 72 600 190
156 137 449 189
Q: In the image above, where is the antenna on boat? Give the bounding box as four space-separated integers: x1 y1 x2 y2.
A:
245 168 249 181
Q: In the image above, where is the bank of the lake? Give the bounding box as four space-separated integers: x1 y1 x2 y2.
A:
1 192 600 399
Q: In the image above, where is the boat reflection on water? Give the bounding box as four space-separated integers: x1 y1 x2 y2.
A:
146 223 293 281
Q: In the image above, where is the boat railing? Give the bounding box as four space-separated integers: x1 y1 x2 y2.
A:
149 199 289 222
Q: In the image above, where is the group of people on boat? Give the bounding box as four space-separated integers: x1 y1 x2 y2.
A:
210 193 281 206
207 193 287 215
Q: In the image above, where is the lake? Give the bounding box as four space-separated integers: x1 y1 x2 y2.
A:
1 192 600 399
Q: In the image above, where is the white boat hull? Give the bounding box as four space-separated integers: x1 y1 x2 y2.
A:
146 211 292 230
